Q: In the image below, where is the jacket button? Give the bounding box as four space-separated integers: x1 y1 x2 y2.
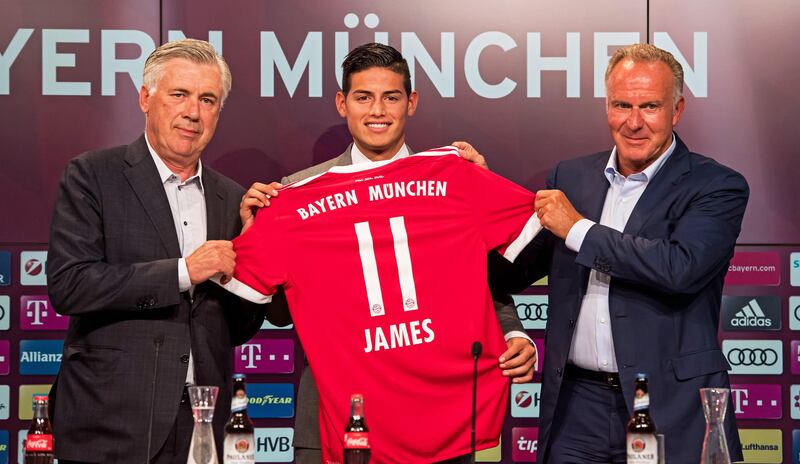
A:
180 354 190 363
569 319 575 327
556 367 563 376
149 297 156 306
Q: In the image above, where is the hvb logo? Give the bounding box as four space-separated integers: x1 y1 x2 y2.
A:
235 339 294 374
255 428 294 462
20 296 69 330
510 383 541 418
247 383 295 418
20 251 47 286
730 384 782 419
511 427 538 462
19 340 63 375
721 296 781 331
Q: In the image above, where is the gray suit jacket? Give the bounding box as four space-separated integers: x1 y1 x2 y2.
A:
46 135 266 463
269 144 526 450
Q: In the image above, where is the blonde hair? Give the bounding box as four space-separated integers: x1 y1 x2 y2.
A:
605 44 683 100
142 39 232 105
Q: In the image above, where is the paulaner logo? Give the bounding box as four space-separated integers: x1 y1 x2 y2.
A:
721 296 781 331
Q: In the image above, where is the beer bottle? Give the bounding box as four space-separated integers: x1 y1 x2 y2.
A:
343 393 370 464
24 395 54 464
223 374 255 464
626 373 659 464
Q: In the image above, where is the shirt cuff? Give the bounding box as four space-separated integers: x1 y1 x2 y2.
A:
178 258 192 292
565 218 596 253
504 330 532 343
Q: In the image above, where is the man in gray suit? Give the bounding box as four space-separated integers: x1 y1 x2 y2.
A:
241 42 536 464
46 39 266 464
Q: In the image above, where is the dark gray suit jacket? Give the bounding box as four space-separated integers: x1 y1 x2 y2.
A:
46 135 266 463
269 144 526 451
502 135 746 463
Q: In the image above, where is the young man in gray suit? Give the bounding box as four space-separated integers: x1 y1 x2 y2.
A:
47 39 266 464
241 42 536 464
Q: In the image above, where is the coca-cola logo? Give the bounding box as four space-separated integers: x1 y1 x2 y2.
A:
235 439 250 453
25 434 53 451
344 432 370 449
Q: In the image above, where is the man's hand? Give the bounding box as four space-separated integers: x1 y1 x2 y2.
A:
451 141 488 170
535 189 584 240
240 181 282 233
499 337 538 383
186 240 236 285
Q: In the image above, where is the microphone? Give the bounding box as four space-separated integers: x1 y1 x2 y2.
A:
146 334 165 464
471 341 482 464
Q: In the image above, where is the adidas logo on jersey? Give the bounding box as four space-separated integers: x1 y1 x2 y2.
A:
730 299 772 327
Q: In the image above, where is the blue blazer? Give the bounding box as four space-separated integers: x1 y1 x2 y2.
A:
506 134 748 463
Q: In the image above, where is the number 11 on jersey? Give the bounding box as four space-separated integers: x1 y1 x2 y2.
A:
353 216 419 317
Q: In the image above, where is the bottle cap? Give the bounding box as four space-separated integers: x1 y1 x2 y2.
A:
32 395 48 402
233 373 246 380
636 373 648 379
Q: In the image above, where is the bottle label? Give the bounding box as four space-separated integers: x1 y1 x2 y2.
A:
633 391 650 411
343 432 370 449
25 434 54 452
626 433 658 464
231 395 248 413
223 433 255 464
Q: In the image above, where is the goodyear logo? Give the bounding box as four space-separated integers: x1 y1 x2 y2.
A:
247 383 294 418
0 430 7 463
739 428 782 463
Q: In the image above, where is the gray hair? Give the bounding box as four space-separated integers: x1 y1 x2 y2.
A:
142 39 232 105
605 44 684 101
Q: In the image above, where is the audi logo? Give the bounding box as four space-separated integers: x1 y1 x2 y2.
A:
794 303 800 322
726 348 779 366
515 302 548 321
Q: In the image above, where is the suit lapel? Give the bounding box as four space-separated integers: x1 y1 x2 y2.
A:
623 136 691 236
202 170 226 241
122 136 182 258
573 152 611 301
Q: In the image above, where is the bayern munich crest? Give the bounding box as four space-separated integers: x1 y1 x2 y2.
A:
372 304 383 314
405 298 417 309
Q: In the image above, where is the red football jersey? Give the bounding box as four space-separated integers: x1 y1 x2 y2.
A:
225 147 540 463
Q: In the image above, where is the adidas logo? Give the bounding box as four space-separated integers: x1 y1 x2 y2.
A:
731 299 773 327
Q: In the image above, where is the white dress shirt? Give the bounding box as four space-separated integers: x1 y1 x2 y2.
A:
146 135 206 385
564 135 677 372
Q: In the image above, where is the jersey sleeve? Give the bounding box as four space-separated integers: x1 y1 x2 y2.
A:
463 160 541 262
217 208 289 303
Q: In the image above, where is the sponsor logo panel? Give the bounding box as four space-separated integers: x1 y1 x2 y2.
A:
0 295 9 330
791 296 800 331
0 341 9 376
234 339 294 374
791 385 800 420
0 430 7 464
19 296 68 331
792 429 800 464
0 385 9 420
730 384 781 419
17 385 51 420
247 383 294 418
510 383 541 418
511 295 548 330
260 319 293 330
792 340 800 375
725 251 780 286
254 427 294 462
511 427 538 462
792 252 800 286
738 428 782 464
19 251 47 286
0 251 10 287
720 296 781 331
18 340 63 375
722 339 782 375
475 437 501 462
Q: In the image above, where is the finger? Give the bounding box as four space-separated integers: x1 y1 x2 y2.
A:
241 197 266 209
503 363 534 378
451 140 472 151
510 370 535 383
498 345 522 364
500 348 533 369
220 274 232 285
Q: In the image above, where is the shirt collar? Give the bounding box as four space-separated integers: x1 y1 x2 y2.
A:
605 133 677 184
350 142 410 164
145 133 204 188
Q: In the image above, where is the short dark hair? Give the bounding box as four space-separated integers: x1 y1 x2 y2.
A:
341 43 411 96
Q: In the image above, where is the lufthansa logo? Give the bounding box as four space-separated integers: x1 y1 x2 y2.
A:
515 302 548 321
727 348 778 366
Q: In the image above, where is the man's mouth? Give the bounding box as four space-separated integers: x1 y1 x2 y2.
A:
366 122 390 129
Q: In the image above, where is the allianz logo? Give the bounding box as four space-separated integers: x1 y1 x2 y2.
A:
730 299 773 327
20 351 62 362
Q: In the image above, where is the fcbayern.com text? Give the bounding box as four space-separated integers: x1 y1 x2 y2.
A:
728 264 777 273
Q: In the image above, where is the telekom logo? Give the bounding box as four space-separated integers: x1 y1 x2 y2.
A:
20 296 68 330
240 343 262 369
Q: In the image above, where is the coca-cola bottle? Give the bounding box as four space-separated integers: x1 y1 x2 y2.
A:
343 393 370 464
24 395 54 464
223 374 255 464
